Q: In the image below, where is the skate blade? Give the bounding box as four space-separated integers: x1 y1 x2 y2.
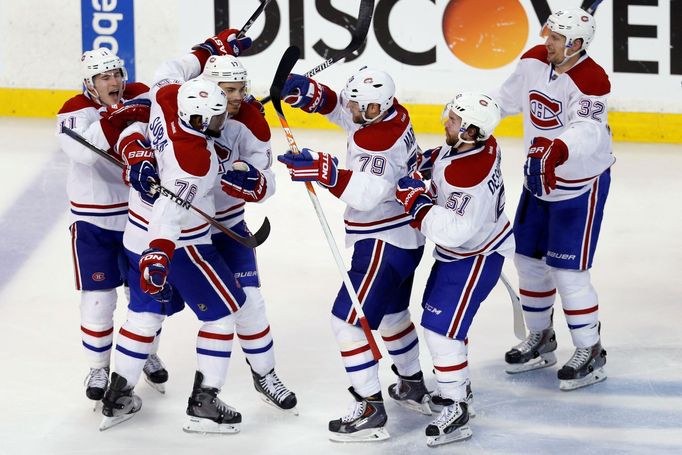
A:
144 376 166 394
92 401 101 412
392 396 432 416
182 417 240 434
560 367 607 391
259 394 299 416
329 427 390 442
99 412 137 431
426 425 473 447
505 352 557 374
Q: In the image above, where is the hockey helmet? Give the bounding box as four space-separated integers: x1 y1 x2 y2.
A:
443 92 501 143
343 67 395 122
177 78 228 133
81 48 128 88
541 8 596 52
202 55 249 87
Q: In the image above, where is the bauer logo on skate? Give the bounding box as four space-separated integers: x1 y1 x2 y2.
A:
528 91 563 130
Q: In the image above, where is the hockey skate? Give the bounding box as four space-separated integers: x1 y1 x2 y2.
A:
84 366 109 403
505 327 557 374
183 371 241 434
430 381 476 417
99 373 142 431
425 400 472 447
387 364 432 415
143 354 168 394
252 368 298 415
329 387 390 442
558 341 607 391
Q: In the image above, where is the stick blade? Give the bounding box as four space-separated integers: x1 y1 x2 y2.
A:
268 46 301 116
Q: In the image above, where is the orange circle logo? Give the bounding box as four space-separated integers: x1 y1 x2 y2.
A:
442 0 529 69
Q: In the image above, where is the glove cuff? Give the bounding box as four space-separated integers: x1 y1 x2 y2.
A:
552 138 569 165
149 238 176 261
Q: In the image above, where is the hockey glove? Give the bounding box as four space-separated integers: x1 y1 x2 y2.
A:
221 160 268 202
195 28 252 57
524 137 569 196
277 148 339 188
396 174 433 229
100 99 151 146
119 132 159 204
139 240 174 303
281 74 335 114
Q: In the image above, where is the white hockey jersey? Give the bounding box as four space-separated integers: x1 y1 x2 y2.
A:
489 45 615 202
323 94 425 249
421 137 514 262
56 83 149 231
212 101 275 231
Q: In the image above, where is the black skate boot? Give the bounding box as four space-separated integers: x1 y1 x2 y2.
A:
84 366 109 401
425 400 472 447
329 387 389 442
387 364 432 415
252 368 298 414
430 381 475 417
99 373 142 431
505 327 557 374
558 341 607 391
183 371 241 434
143 354 168 394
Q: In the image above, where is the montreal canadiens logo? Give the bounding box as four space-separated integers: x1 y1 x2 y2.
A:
92 272 106 282
528 90 563 130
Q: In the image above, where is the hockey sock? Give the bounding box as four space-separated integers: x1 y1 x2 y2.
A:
424 329 468 401
114 311 165 387
379 310 421 377
553 268 600 347
80 289 117 368
236 287 275 376
197 315 235 389
515 254 557 332
331 315 381 398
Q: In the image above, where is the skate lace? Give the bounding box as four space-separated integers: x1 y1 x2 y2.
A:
84 367 109 389
213 396 238 417
340 400 366 423
259 371 293 403
144 354 163 374
564 347 591 369
513 331 543 353
432 402 462 429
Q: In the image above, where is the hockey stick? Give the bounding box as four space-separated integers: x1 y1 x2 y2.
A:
270 46 382 362
584 0 604 15
236 0 272 38
259 0 374 105
500 272 526 340
61 126 270 249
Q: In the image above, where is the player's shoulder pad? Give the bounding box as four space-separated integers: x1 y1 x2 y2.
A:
566 56 610 96
353 100 410 152
58 93 98 114
444 136 498 188
520 45 549 64
233 101 271 142
124 82 150 99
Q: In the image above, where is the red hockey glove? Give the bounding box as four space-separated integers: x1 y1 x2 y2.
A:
524 137 569 196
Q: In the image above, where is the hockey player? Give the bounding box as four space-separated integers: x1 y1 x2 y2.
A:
56 48 168 404
489 8 612 390
395 92 513 446
278 68 427 442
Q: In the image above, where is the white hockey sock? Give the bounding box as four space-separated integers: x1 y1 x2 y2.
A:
379 310 421 377
80 289 117 368
331 315 380 398
236 287 275 376
424 329 468 400
553 268 600 347
515 254 557 332
114 311 165 387
197 315 235 390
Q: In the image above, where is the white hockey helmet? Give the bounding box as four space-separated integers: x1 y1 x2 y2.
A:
444 92 501 143
202 55 249 85
81 48 128 88
177 78 227 133
343 67 395 122
541 8 596 52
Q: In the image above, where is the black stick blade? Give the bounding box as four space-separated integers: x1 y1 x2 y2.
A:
268 45 301 116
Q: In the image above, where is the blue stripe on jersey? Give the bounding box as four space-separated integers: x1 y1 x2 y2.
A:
522 304 553 312
128 216 147 231
216 209 245 223
196 347 232 358
242 340 273 355
491 231 514 252
115 344 148 360
179 228 210 241
345 359 378 373
568 323 589 330
387 338 418 356
83 341 112 353
71 209 129 217
345 219 412 235
555 184 586 191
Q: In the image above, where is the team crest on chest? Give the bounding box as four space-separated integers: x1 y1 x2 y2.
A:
528 90 563 130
